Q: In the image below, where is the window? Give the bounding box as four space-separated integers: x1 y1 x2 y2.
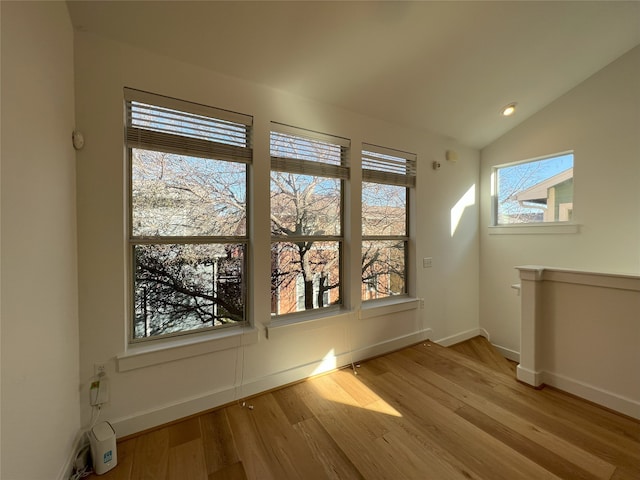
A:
125 88 252 341
493 152 573 225
270 124 349 316
361 144 416 301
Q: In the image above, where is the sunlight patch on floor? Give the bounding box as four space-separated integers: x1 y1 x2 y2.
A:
311 358 403 417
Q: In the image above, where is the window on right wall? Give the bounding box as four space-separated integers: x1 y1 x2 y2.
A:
493 151 574 225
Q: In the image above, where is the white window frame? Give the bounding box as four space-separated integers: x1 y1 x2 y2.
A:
490 151 578 234
269 123 350 319
124 88 253 343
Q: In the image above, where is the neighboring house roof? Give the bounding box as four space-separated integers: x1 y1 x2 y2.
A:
514 167 573 203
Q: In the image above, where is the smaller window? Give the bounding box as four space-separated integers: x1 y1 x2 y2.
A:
493 152 574 225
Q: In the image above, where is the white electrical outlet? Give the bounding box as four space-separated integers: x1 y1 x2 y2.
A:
423 257 433 268
94 363 106 376
420 298 425 309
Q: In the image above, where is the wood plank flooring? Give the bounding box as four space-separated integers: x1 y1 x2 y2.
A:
448 335 517 376
90 339 640 479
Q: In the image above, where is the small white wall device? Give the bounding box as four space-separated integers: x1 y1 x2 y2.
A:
90 421 118 475
72 130 85 150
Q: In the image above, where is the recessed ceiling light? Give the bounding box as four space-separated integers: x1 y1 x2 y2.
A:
501 103 517 117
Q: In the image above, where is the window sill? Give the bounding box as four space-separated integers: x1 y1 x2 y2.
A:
117 326 259 372
360 296 419 319
488 223 580 235
264 297 420 339
266 308 353 339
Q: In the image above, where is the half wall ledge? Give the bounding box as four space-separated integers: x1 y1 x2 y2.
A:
515 266 640 419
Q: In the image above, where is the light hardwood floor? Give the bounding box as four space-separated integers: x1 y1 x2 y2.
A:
91 338 640 479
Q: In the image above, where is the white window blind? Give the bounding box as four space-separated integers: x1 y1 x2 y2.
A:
125 88 252 164
270 123 350 179
362 144 416 187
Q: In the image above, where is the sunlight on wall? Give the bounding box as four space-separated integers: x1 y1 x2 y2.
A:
451 184 476 236
312 349 338 375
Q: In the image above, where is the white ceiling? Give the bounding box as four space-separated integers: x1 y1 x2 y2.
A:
66 1 640 149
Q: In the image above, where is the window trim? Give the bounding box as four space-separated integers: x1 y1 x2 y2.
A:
118 326 259 372
488 223 580 235
124 88 253 344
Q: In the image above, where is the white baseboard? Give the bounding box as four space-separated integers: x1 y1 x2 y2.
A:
493 344 520 363
435 328 521 364
542 371 640 420
111 328 432 437
478 328 490 340
434 328 483 347
517 365 544 387
516 365 639 419
351 328 432 361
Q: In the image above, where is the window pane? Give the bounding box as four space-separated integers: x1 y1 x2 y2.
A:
270 172 341 236
496 153 573 224
132 148 246 237
133 244 244 339
362 240 405 300
362 182 406 236
271 241 340 315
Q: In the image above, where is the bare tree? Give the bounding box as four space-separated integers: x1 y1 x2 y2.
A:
361 181 407 300
131 148 247 337
132 144 410 333
496 161 545 224
270 172 340 313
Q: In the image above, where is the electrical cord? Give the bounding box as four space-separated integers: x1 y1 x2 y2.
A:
69 441 92 480
347 315 359 375
89 404 102 430
69 464 91 480
69 403 102 479
233 319 253 411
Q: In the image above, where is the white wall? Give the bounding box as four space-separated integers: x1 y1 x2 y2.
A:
1 2 80 479
480 46 640 355
74 32 479 436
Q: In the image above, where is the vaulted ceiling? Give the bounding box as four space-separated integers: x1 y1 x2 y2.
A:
66 1 640 149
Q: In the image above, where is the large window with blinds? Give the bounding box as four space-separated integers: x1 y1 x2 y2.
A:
125 88 252 340
361 144 416 301
269 124 349 316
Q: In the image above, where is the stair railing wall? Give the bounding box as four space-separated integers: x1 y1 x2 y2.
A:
516 266 640 419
